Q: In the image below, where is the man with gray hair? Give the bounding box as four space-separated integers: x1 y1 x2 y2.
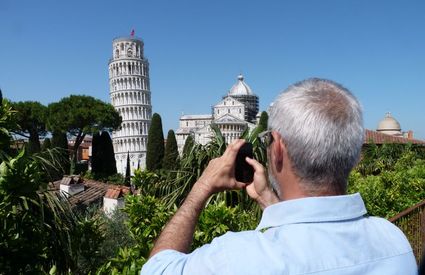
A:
141 78 417 274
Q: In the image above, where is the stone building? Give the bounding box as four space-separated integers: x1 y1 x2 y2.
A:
176 74 260 153
109 33 152 174
376 112 414 139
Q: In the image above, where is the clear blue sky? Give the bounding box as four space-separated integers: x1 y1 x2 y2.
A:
1 0 424 138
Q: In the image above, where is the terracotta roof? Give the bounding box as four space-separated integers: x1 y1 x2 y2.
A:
60 175 83 186
105 186 131 199
69 180 110 206
364 129 425 145
51 179 110 207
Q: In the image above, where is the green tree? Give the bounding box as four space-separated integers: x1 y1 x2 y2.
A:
47 95 121 174
146 113 164 171
163 129 179 170
10 101 47 154
349 143 425 218
0 100 103 274
101 131 117 176
125 152 131 186
182 134 194 157
258 111 268 132
91 131 117 178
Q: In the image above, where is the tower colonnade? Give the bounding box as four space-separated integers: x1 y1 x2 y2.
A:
109 36 152 174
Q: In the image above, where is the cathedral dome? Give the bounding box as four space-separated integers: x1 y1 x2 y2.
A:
228 74 254 96
377 112 402 136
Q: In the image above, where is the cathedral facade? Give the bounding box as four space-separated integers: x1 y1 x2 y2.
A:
109 35 152 174
176 75 260 153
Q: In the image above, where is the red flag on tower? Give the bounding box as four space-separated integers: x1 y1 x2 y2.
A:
130 29 135 36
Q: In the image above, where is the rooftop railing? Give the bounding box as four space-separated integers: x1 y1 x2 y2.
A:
389 199 425 264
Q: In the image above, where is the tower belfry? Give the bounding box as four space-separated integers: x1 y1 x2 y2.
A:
109 34 152 174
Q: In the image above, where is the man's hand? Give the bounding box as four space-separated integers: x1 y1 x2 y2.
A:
149 139 248 258
196 139 247 196
245 157 280 209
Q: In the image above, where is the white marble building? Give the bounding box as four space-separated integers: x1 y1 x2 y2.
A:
109 35 152 174
176 75 260 153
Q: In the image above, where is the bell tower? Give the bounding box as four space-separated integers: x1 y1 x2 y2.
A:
109 31 152 174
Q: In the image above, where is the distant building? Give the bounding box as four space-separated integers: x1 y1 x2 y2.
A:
109 33 152 174
376 112 415 140
68 136 92 162
365 112 424 145
176 74 260 153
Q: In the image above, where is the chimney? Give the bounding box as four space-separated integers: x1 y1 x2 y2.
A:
60 176 85 197
407 130 413 139
103 186 131 216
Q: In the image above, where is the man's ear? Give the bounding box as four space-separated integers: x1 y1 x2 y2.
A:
271 131 284 173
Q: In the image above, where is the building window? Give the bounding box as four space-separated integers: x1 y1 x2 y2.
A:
186 121 188 127
239 109 241 113
228 109 230 113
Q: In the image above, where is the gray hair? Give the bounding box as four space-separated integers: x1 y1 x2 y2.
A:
268 78 364 193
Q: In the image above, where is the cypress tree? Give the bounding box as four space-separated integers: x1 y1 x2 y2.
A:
101 131 117 176
146 113 164 171
163 129 179 170
124 152 131 186
258 111 268 132
41 138 52 151
182 135 194 156
91 131 117 178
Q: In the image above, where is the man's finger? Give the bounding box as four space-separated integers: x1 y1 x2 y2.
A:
233 180 247 190
245 157 265 174
223 139 245 159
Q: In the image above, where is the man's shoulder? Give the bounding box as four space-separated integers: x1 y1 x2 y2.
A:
362 216 413 252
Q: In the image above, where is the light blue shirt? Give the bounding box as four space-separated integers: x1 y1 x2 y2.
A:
141 193 417 274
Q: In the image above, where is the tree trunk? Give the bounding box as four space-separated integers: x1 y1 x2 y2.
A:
70 131 85 175
28 128 41 154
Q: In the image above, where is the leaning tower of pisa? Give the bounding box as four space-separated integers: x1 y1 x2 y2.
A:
109 34 152 174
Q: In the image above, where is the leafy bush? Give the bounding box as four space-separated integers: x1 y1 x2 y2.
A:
349 144 425 218
193 201 258 249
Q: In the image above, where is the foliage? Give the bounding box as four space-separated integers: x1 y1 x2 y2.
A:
47 95 121 172
0 98 16 152
98 194 259 273
163 129 179 170
108 173 126 185
10 101 48 154
0 99 104 274
192 201 257 249
182 134 194 157
146 113 164 171
0 149 103 274
91 131 117 178
349 146 425 218
98 209 136 266
357 143 425 176
125 152 131 186
97 195 174 273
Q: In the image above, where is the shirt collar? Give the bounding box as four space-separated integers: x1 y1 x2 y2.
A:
256 193 367 231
